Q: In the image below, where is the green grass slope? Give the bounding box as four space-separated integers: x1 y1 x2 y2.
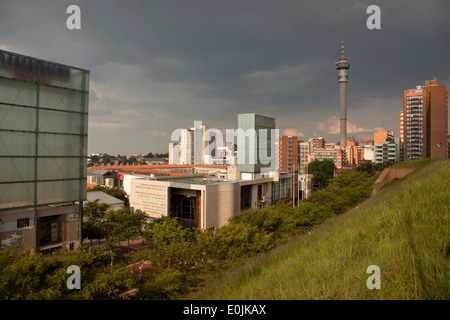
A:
188 158 450 300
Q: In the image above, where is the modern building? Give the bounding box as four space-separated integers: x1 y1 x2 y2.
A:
401 79 448 160
335 41 350 147
128 172 293 230
0 50 89 251
237 113 276 174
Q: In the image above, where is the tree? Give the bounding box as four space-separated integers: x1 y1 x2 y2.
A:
143 216 195 247
82 200 110 245
308 159 336 190
104 208 147 246
356 160 375 175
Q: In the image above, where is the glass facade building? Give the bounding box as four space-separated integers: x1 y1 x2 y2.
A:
0 50 89 251
0 50 89 210
237 113 276 173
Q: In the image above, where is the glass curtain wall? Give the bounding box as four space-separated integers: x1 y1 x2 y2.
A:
0 50 89 209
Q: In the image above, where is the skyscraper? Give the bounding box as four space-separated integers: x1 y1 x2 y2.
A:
401 79 448 160
335 41 350 147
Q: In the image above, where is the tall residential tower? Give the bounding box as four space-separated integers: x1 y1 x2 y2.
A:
401 79 448 160
335 41 350 147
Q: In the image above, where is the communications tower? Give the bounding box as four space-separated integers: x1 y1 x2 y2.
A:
335 41 350 147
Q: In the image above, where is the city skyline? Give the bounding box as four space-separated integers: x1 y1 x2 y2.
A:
1 0 449 155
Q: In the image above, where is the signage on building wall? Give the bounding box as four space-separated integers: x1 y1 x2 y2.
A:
131 180 168 218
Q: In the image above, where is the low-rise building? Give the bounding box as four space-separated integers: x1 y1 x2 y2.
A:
128 172 293 230
309 148 344 169
374 138 400 164
86 191 125 211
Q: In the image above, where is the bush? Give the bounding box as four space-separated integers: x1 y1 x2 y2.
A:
143 216 197 247
208 222 274 261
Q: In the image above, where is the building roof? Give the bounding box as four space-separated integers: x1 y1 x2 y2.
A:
86 191 124 206
87 168 116 176
87 182 98 190
89 164 226 170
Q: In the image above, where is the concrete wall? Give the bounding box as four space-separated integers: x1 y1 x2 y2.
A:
373 167 416 195
205 182 240 229
0 204 80 250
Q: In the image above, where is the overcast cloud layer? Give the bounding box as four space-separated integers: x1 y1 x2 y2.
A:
1 0 449 155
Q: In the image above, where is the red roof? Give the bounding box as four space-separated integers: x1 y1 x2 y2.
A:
87 182 98 189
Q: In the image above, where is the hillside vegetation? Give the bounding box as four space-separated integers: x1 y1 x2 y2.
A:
188 158 450 300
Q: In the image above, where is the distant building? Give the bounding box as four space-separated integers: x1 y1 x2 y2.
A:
87 168 118 188
86 191 124 211
237 113 276 174
374 129 394 146
298 174 313 200
374 137 400 164
309 148 344 169
309 137 326 150
346 145 364 166
169 121 212 165
277 135 298 173
298 141 310 170
401 79 448 160
363 145 375 162
168 142 178 165
0 50 89 251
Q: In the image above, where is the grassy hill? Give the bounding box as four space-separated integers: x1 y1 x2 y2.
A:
188 158 449 300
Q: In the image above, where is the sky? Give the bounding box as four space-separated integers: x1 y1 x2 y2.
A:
1 0 449 155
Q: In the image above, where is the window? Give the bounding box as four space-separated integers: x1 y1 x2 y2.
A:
17 218 30 228
39 215 62 246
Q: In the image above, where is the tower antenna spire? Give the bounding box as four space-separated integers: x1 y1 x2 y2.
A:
336 41 350 148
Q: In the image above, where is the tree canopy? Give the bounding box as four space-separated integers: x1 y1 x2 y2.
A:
308 159 336 190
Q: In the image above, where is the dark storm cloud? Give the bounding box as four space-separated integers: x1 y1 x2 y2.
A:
1 0 449 154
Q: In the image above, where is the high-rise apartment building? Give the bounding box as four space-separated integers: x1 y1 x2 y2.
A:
346 145 364 166
0 50 89 251
401 79 448 160
170 121 211 165
168 142 178 164
277 135 298 173
298 141 309 171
